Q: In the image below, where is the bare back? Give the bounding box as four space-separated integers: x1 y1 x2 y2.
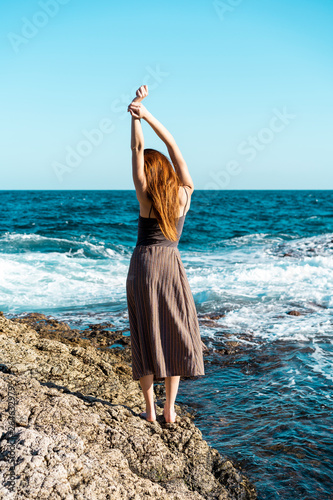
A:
139 185 192 218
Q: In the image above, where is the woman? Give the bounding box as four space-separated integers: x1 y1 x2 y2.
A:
126 85 205 424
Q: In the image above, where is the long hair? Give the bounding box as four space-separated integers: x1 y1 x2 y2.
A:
143 148 181 241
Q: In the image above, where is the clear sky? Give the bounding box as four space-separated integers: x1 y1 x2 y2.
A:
1 0 332 190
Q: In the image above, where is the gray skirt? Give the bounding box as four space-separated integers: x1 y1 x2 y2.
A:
126 244 206 381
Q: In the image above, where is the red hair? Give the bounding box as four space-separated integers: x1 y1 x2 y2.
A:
143 148 181 241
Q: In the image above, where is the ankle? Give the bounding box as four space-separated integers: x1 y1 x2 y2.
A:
164 405 175 413
146 403 155 410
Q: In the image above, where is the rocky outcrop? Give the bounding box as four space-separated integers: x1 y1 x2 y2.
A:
0 313 257 499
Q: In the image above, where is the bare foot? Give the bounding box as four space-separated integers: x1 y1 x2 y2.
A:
140 403 156 422
163 407 177 423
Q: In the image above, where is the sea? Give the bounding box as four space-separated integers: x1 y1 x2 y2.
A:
0 189 332 499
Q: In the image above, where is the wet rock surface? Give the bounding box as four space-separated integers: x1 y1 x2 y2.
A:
0 312 257 499
286 310 302 316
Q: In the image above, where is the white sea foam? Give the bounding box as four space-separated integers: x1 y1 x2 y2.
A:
310 341 333 382
180 235 333 343
0 250 129 312
0 232 127 259
1 232 332 346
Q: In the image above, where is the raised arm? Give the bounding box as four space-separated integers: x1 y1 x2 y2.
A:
130 116 146 191
128 86 148 202
128 101 194 192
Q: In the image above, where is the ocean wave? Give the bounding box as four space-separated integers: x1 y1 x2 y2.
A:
0 232 128 259
180 240 333 342
0 248 129 313
267 233 333 258
1 231 333 344
310 341 333 382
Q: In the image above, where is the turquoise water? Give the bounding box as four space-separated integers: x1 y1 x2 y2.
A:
0 189 332 498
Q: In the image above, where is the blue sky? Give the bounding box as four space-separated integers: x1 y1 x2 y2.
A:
1 0 332 189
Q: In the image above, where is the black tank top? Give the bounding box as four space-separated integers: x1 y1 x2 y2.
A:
136 186 189 248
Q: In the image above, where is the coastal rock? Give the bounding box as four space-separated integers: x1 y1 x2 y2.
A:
0 314 257 499
202 314 226 321
287 310 302 316
198 313 226 329
10 312 210 358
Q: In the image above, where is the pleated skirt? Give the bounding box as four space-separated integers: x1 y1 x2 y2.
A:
126 244 206 381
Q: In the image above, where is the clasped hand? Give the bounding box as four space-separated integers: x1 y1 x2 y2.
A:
127 85 148 119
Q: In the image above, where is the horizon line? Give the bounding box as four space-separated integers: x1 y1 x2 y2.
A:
1 188 333 192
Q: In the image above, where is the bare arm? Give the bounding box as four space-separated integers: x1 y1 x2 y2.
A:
143 110 194 190
129 86 149 201
128 97 194 191
130 116 146 200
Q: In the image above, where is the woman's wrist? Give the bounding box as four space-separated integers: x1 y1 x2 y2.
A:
142 109 152 122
